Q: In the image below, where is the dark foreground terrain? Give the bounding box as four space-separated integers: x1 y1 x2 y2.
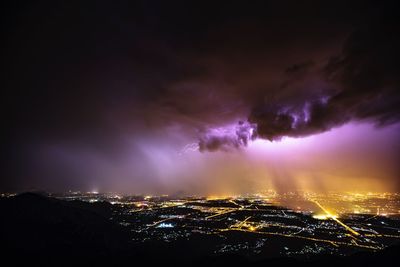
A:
1 193 399 266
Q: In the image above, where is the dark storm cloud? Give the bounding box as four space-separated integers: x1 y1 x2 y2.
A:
1 0 399 190
248 8 400 142
1 0 367 140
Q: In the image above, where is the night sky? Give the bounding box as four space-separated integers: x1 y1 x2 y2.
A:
2 0 399 194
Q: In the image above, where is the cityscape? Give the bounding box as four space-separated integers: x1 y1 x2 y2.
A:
4 190 397 259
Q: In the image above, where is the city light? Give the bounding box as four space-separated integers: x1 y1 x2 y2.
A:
44 190 400 256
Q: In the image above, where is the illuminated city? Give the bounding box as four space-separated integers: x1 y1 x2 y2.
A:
10 190 395 257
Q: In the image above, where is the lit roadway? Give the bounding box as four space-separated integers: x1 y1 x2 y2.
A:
212 203 380 250
219 228 379 250
310 199 361 236
204 199 384 251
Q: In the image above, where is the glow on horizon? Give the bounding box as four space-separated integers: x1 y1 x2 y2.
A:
243 122 400 193
172 121 399 195
34 121 399 195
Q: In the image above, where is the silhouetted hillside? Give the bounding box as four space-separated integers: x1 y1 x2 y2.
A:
0 193 132 265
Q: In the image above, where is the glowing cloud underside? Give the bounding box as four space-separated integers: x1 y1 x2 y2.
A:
32 122 399 195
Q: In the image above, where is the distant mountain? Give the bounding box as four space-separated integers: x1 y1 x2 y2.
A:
1 193 398 267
